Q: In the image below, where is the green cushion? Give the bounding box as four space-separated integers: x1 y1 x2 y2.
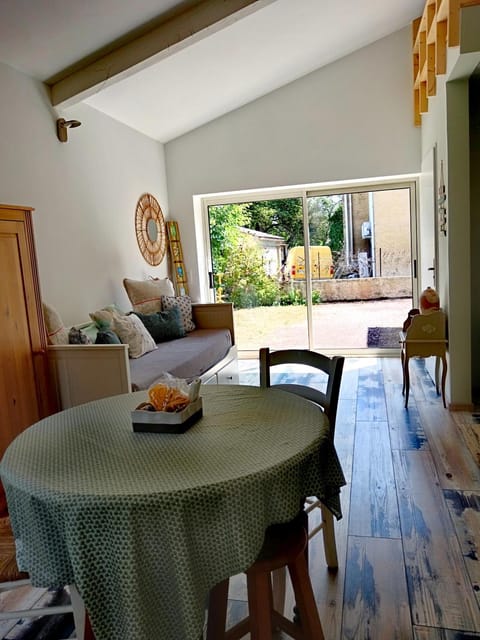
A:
79 321 100 343
133 306 185 343
95 330 121 344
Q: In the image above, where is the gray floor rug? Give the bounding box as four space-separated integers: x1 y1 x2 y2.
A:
367 327 401 348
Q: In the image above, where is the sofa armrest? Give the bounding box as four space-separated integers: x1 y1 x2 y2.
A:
192 303 235 345
47 344 131 409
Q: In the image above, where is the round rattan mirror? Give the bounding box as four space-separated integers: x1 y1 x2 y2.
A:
135 193 166 266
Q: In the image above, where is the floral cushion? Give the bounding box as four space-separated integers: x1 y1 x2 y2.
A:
111 313 157 358
161 295 196 332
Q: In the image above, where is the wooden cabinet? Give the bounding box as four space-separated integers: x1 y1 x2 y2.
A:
0 204 56 462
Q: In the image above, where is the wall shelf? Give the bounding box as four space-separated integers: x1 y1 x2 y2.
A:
412 0 480 125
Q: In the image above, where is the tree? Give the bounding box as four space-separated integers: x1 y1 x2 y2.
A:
208 204 280 308
245 198 304 248
208 203 251 275
308 196 344 254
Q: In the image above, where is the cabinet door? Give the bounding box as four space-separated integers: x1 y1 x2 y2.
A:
0 216 45 455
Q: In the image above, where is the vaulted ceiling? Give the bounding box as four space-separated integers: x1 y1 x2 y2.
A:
0 0 425 142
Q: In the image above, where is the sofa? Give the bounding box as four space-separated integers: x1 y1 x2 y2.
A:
45 280 238 410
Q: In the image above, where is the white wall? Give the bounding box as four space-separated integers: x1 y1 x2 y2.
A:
419 6 480 407
0 62 169 327
165 27 421 300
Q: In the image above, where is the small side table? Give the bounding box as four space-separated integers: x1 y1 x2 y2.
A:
399 310 448 408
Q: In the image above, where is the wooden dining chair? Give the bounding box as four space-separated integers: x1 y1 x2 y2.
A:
206 513 325 640
259 347 344 564
399 310 447 408
258 347 344 618
0 514 94 639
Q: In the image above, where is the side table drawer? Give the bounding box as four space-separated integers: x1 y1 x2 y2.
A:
217 359 239 385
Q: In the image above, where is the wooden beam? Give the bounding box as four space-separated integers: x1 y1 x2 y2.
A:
48 0 268 107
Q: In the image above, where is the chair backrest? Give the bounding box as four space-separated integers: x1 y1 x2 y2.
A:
259 348 345 437
405 310 446 342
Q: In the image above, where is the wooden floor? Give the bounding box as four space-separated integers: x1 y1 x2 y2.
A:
2 356 480 639
225 356 480 640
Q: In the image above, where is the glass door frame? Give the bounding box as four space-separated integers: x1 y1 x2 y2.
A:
196 176 419 353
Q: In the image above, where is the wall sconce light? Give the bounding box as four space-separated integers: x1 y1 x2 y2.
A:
56 118 82 143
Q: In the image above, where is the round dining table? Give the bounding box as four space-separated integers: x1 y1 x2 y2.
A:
0 384 345 640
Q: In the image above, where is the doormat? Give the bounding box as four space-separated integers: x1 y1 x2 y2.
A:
6 588 74 640
367 327 401 349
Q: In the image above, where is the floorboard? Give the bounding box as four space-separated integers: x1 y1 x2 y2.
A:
349 419 401 538
342 536 412 640
394 449 480 631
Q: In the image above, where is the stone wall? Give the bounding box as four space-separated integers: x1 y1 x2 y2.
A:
287 276 412 302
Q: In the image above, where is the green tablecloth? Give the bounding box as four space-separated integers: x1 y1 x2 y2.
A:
0 385 345 640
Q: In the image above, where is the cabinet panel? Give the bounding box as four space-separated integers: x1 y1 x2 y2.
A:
0 205 55 462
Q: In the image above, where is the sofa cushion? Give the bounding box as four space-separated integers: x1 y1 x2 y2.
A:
68 327 93 344
43 303 69 345
89 304 123 327
129 329 233 389
123 277 175 314
111 313 157 358
95 329 121 344
161 295 195 332
133 306 185 343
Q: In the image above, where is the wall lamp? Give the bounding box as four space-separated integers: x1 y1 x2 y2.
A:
56 118 82 143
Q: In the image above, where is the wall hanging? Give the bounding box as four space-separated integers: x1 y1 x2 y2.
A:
135 193 166 266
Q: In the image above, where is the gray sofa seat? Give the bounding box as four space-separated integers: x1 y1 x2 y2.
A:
129 328 233 390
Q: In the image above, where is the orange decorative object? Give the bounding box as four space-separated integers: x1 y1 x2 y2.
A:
148 384 189 412
419 287 440 314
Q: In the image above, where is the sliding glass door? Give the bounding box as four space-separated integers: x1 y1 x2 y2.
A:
203 180 416 355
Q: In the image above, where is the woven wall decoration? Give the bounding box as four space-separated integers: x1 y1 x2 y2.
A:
135 193 167 266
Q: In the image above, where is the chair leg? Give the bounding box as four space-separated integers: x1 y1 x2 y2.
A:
246 570 274 640
83 611 96 640
440 355 447 409
401 348 406 396
404 356 411 408
320 505 338 570
69 585 86 639
434 355 440 395
206 579 229 640
271 567 286 615
286 553 325 640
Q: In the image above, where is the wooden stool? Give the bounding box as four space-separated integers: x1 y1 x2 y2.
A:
206 517 325 640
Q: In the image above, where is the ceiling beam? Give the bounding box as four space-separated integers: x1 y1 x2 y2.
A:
48 0 270 107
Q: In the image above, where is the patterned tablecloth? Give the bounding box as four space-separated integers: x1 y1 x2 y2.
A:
0 385 345 640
